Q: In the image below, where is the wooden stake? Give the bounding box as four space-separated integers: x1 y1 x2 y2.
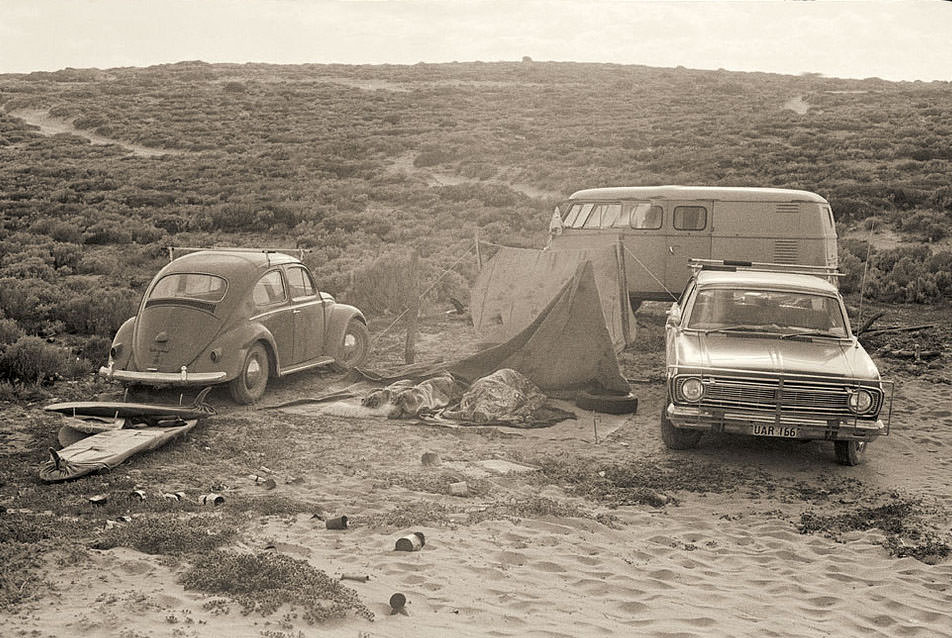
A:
404 249 420 364
475 228 482 270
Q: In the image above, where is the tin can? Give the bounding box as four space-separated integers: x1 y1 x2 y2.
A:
448 481 469 497
394 531 425 552
200 493 225 506
131 489 147 501
389 592 407 614
325 515 349 530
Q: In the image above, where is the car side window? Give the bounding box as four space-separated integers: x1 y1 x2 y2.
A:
674 206 707 231
253 270 287 307
286 266 316 299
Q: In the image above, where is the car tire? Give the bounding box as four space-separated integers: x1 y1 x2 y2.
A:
660 403 702 450
229 342 270 404
330 319 370 372
576 389 638 414
834 440 867 466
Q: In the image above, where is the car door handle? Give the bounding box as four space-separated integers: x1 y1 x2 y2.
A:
292 310 302 314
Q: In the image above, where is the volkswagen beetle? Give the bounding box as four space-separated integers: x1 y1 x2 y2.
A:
99 248 370 403
662 260 891 465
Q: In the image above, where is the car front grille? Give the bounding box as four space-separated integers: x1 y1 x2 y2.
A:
674 375 882 417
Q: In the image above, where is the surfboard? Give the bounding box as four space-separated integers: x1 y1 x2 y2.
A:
39 418 199 482
43 387 215 420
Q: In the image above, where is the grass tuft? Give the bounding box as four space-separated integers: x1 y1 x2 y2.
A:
182 551 374 623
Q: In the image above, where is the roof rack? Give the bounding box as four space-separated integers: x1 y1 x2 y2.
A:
688 259 843 278
168 246 310 262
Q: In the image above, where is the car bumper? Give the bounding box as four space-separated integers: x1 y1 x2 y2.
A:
666 404 886 441
99 365 227 386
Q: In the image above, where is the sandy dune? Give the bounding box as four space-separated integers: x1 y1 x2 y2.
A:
2 316 950 638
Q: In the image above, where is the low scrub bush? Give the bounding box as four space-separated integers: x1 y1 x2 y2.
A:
0 336 74 384
0 317 23 345
57 288 137 336
182 551 373 623
839 243 952 303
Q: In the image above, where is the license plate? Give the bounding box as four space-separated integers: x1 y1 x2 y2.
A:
751 424 799 438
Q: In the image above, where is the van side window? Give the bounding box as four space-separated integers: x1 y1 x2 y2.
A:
630 204 663 229
566 203 595 228
582 204 603 228
674 206 707 231
591 203 622 228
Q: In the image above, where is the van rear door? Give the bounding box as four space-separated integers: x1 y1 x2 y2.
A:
664 201 713 293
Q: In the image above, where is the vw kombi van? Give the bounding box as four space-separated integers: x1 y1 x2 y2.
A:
548 186 838 307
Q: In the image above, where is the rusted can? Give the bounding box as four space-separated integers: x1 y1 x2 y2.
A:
394 531 425 552
325 515 348 530
88 494 108 505
389 592 407 615
131 489 147 501
200 493 225 506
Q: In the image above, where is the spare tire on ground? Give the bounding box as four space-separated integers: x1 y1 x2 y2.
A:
575 389 638 414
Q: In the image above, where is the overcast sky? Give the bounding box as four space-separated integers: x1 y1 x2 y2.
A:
1 0 950 81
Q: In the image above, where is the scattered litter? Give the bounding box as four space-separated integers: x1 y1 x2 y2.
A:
88 494 108 505
340 574 370 583
200 493 225 506
131 489 147 501
421 452 442 466
261 478 277 490
163 492 185 501
448 481 469 497
325 515 348 530
389 592 408 615
395 531 425 552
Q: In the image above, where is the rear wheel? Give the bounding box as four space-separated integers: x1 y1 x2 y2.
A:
660 403 702 449
330 319 370 372
229 342 270 404
834 440 867 466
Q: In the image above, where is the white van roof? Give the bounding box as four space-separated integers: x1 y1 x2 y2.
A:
567 185 828 204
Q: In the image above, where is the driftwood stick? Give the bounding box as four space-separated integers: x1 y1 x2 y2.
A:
855 311 885 335
864 323 935 336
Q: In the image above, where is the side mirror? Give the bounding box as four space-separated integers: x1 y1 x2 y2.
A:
666 306 681 327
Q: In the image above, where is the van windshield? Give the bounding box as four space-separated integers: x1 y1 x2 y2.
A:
686 288 847 337
561 201 662 229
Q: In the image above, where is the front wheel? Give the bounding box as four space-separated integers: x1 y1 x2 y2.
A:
330 320 370 372
834 440 867 466
229 343 270 404
660 403 702 449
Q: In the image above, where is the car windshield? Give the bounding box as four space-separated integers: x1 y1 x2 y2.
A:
149 273 227 303
686 288 848 337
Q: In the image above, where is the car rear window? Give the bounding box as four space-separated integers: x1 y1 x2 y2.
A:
149 274 227 303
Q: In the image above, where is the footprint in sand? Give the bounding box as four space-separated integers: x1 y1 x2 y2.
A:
531 560 566 573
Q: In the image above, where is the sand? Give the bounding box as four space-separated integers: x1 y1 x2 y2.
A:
2 316 951 638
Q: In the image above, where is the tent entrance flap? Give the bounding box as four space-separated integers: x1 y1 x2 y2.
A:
470 244 636 353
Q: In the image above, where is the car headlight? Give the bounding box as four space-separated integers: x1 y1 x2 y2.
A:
848 388 874 414
679 377 705 402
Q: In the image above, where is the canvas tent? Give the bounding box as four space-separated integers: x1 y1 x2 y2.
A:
361 261 630 394
470 244 636 354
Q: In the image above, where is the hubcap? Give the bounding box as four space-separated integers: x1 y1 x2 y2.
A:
246 356 262 387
